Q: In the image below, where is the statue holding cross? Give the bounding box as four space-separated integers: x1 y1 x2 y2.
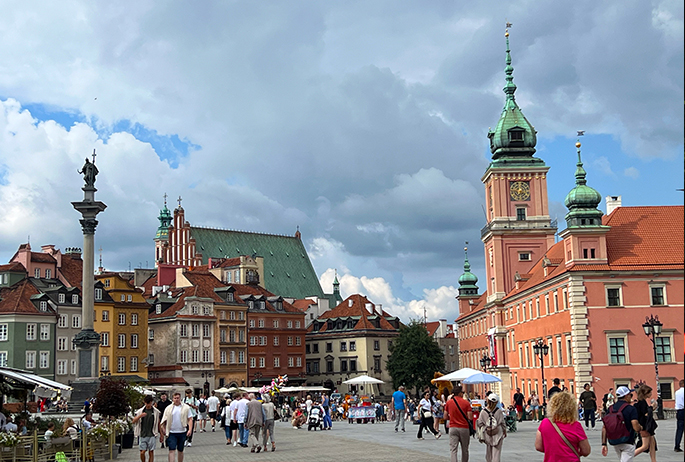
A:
78 150 99 189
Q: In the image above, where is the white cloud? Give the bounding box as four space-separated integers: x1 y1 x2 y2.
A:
591 156 615 177
623 167 640 179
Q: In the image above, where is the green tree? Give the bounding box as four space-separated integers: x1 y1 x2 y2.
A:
386 320 445 397
93 378 130 418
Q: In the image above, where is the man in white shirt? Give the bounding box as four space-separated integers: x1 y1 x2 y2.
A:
160 392 192 462
235 393 250 447
675 379 684 453
3 417 17 432
207 391 221 432
228 397 240 446
182 389 198 447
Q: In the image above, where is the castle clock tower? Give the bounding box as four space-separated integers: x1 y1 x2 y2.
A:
481 29 557 302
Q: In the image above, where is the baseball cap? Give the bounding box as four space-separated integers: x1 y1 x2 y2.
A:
615 386 633 398
487 393 500 402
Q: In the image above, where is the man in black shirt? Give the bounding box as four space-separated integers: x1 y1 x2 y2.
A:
512 388 525 422
133 395 161 462
547 378 562 401
156 393 171 448
579 383 597 430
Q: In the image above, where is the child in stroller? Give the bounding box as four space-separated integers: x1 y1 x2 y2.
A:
505 406 518 433
308 404 323 431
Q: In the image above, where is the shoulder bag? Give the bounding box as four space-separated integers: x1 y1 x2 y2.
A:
548 418 580 461
452 397 476 437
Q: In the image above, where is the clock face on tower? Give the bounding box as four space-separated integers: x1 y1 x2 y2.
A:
510 181 530 201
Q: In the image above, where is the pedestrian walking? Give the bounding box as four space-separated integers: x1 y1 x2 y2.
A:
529 391 541 422
228 397 240 446
207 391 220 432
603 388 616 416
197 394 208 432
182 389 198 447
391 385 407 433
512 388 525 422
477 394 507 462
261 394 276 452
548 378 562 401
417 391 440 440
322 393 332 430
156 393 171 448
220 399 232 445
536 391 591 461
432 389 445 435
601 386 641 461
132 395 161 462
236 393 250 446
245 393 264 453
579 383 597 431
634 384 658 461
444 385 473 462
674 379 684 452
160 392 193 462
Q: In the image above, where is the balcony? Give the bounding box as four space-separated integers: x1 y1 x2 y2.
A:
481 218 557 238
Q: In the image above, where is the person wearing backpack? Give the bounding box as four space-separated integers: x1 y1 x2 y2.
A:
633 384 658 461
601 386 641 461
535 391 591 461
197 394 208 432
477 393 506 462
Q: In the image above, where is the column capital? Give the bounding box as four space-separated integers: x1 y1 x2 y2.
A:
80 219 99 235
73 329 101 349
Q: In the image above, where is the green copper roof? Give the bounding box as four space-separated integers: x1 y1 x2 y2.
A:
458 246 479 297
564 141 603 227
155 203 172 240
190 227 324 299
487 30 543 169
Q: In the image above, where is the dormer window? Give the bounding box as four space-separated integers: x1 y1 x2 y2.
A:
259 301 265 310
72 295 78 304
39 301 48 312
58 293 65 304
509 130 524 141
248 300 254 309
155 304 162 314
227 292 234 302
95 289 102 300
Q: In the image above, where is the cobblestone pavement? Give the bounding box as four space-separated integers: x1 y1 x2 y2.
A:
116 418 683 462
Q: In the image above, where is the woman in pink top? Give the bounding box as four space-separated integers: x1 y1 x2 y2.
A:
535 391 591 461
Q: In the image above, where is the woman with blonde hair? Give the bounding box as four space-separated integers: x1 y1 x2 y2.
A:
535 391 591 461
476 393 507 462
634 384 658 461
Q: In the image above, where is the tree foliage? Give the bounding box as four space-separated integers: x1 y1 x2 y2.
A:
386 320 445 397
93 378 129 418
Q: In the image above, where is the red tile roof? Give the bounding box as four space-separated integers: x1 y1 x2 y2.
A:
425 321 440 337
310 294 398 332
291 299 315 312
150 377 188 385
230 284 301 314
0 262 26 273
59 254 83 288
30 252 56 263
0 279 47 314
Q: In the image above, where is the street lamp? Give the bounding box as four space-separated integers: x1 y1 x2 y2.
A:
201 372 212 396
480 355 492 372
532 339 549 406
642 314 664 420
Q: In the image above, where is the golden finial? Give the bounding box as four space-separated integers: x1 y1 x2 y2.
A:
505 31 509 37
575 141 581 148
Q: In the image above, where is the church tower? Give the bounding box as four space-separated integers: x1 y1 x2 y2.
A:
154 194 172 267
481 29 557 302
457 245 480 315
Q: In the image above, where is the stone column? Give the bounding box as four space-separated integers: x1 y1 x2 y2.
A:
72 156 106 379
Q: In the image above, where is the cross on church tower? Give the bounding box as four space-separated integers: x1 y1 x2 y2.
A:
91 149 97 164
163 192 168 206
177 195 182 207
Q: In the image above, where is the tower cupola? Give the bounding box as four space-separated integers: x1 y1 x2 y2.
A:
458 245 479 297
564 141 603 227
155 194 172 241
487 29 542 166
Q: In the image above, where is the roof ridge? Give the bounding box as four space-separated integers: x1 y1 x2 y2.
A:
191 226 298 240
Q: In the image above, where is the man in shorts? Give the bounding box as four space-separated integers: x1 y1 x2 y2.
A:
132 395 161 462
160 392 192 462
207 391 221 432
512 388 525 422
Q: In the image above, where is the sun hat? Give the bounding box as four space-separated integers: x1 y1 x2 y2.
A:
615 386 633 398
487 393 499 402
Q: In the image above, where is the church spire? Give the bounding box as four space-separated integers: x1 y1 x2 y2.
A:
563 140 603 227
458 244 479 297
155 193 172 241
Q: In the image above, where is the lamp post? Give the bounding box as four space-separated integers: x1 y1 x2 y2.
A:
201 372 212 396
642 314 664 420
532 339 549 406
480 355 492 372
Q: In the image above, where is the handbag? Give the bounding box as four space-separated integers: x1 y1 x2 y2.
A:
549 418 580 461
453 397 476 437
422 410 432 419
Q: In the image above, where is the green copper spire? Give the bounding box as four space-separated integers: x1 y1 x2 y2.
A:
155 193 172 240
564 140 603 227
487 27 542 167
332 270 343 304
458 244 479 297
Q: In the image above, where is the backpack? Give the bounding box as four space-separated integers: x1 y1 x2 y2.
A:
198 400 207 413
604 403 631 445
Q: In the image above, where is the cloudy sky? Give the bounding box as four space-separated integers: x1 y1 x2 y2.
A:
0 1 682 324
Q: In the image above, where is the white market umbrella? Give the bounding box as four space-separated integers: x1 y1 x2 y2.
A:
213 387 232 394
343 374 384 396
461 372 502 384
431 367 481 384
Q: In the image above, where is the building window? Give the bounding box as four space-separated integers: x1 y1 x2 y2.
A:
288 357 294 367
296 357 302 367
26 351 36 369
101 310 109 321
273 356 280 367
229 330 235 343
566 337 573 365
120 294 125 302
340 359 347 372
118 313 125 325
180 350 188 363
312 343 319 353
230 351 236 364
203 324 210 337
238 311 244 321
180 324 188 337
519 252 531 261
131 314 138 326
95 288 102 300
103 279 110 288
57 337 67 351
117 357 126 372
258 319 265 328
259 357 265 368
220 329 227 343
287 321 293 329
39 301 48 312
39 351 49 368
326 342 332 352
59 293 66 304
130 356 138 372
100 356 109 372
192 350 199 362
238 351 245 364
273 320 279 328
72 295 78 304
249 319 255 328
659 382 673 400
229 311 236 320
34 268 40 278
656 336 672 363
58 359 68 375
374 356 381 372
118 334 126 349
26 324 36 341
155 304 162 314
516 208 526 221
650 286 665 306
71 315 81 328
239 329 245 342
0 325 6 342
70 360 77 375
349 359 356 371
349 341 356 351
192 304 199 315
606 287 622 307
326 360 333 373
203 305 210 315
295 321 301 329
40 324 50 341
220 351 227 364
608 337 627 364
250 357 256 368
340 342 347 352
295 336 301 346
287 336 293 346
148 329 154 341
203 350 210 362
273 336 279 346
131 334 138 349
260 336 267 346
101 332 109 347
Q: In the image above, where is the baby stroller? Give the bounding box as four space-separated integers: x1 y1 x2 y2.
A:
505 409 518 433
308 407 323 431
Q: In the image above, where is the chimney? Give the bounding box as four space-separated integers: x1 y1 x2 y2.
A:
348 299 353 307
41 245 56 254
439 319 447 338
365 303 374 315
606 195 622 215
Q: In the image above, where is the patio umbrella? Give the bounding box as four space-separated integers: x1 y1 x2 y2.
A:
461 372 502 384
343 374 384 396
430 367 481 384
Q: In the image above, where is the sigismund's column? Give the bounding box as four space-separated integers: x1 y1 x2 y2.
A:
72 151 106 378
